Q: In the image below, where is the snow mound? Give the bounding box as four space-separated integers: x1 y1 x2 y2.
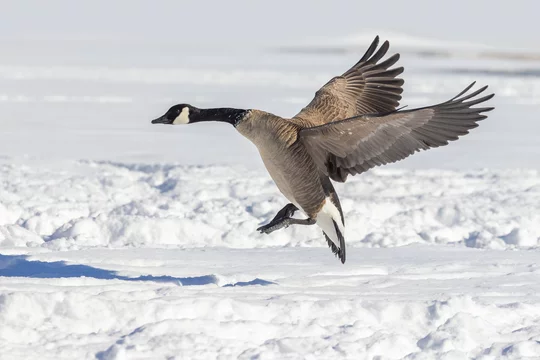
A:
1 161 539 251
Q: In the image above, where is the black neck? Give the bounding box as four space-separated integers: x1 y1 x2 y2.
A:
193 108 247 127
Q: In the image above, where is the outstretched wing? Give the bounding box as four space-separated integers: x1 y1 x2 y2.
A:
299 83 495 182
293 36 404 126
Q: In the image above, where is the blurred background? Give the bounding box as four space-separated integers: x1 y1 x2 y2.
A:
1 0 539 168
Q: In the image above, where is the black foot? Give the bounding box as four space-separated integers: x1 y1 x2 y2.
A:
257 203 298 234
257 217 316 234
257 221 288 234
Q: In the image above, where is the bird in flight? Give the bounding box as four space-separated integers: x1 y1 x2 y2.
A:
151 36 494 264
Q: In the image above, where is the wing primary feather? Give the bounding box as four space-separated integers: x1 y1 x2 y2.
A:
367 40 390 64
357 36 380 63
448 81 476 101
369 53 401 70
451 85 489 102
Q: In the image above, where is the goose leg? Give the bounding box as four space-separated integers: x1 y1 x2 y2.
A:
257 203 298 234
260 217 316 234
257 204 316 234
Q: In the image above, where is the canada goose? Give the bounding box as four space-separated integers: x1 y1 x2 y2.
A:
151 36 494 264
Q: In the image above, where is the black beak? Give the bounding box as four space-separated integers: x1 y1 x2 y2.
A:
151 115 172 124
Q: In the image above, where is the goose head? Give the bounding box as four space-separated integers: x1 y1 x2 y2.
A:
151 104 198 125
151 105 248 127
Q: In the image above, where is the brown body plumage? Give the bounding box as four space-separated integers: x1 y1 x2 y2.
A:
236 111 325 217
151 36 495 264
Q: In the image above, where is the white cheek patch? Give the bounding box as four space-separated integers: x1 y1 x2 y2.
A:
173 107 190 125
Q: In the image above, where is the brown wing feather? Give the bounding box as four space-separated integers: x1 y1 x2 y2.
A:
299 83 495 182
293 36 404 127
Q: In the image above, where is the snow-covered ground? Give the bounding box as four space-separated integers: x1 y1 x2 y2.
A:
2 3 540 357
2 246 540 359
2 161 540 359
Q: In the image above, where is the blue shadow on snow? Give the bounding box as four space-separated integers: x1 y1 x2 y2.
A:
0 254 275 287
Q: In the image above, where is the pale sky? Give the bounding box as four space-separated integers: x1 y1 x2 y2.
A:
1 0 538 50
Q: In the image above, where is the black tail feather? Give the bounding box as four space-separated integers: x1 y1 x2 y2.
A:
324 233 341 256
324 219 346 264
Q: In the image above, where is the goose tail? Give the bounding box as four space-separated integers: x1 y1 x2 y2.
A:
316 178 346 263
